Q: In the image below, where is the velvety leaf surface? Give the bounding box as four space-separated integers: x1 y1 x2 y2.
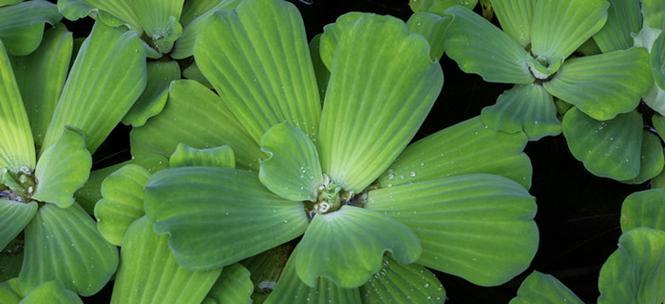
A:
182 62 212 88
592 0 642 52
360 257 445 304
406 12 451 60
296 206 421 288
409 0 477 14
202 263 253 304
21 281 82 304
180 0 220 25
259 123 323 202
20 204 118 296
41 22 146 153
481 84 561 140
111 217 220 304
489 0 535 47
651 31 665 91
131 80 261 171
171 0 240 59
443 6 533 84
562 109 643 180
309 34 329 98
530 0 608 64
509 271 583 304
366 174 538 286
0 199 37 251
0 0 61 56
169 144 235 168
94 164 150 246
621 189 665 232
195 0 320 142
0 279 21 304
318 13 442 193
544 48 653 121
598 228 665 304
10 24 72 145
123 61 181 127
378 117 532 189
0 41 35 170
32 128 91 208
144 167 309 271
622 131 664 184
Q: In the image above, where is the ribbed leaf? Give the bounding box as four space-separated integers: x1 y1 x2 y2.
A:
266 249 361 304
57 0 132 26
32 128 91 208
259 123 323 202
481 84 561 140
366 174 538 286
111 217 220 304
645 83 665 116
562 109 643 180
144 167 309 271
309 35 329 98
0 279 21 304
406 12 451 60
10 24 72 145
94 164 150 246
509 271 583 304
171 0 240 59
241 244 292 304
130 80 261 171
0 41 35 170
19 204 118 296
202 263 253 304
443 6 533 84
378 117 532 189
180 0 220 25
0 199 37 251
296 206 421 288
622 131 664 184
318 13 442 193
592 0 642 52
530 0 608 64
194 0 321 142
490 0 535 47
643 0 665 29
651 31 665 92
123 61 181 127
182 62 211 88
409 0 477 14
621 189 665 232
41 22 146 153
0 0 21 7
544 48 652 121
360 257 445 304
21 281 82 304
652 114 665 141
598 228 665 304
0 0 61 56
169 144 235 168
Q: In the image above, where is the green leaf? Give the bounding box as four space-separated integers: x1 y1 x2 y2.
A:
19 204 118 296
0 241 23 282
562 109 643 180
592 0 642 52
203 263 253 304
643 0 665 29
0 200 37 251
32 128 91 208
182 62 211 88
651 31 665 92
265 248 361 304
10 24 72 146
144 167 309 271
443 6 533 84
241 244 292 304
94 164 150 246
0 0 21 7
489 0 535 47
194 0 321 142
621 131 664 184
259 123 323 202
21 281 82 304
123 61 181 127
621 189 665 232
0 0 62 56
409 0 478 14
544 48 653 121
481 84 561 140
360 257 445 304
171 0 240 59
406 12 451 60
309 34 329 99
653 114 665 141
0 279 21 304
509 271 583 304
169 144 235 168
378 117 532 189
598 228 665 304
130 80 261 171
366 174 538 286
530 0 608 65
296 206 421 288
180 0 221 26
318 13 443 193
645 83 665 116
41 22 147 153
111 217 221 304
0 41 35 170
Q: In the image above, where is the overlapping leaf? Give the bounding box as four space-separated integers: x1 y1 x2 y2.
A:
202 263 253 304
592 0 642 52
510 271 583 304
621 189 665 232
0 199 37 251
0 0 61 56
360 257 445 304
489 0 535 47
169 144 235 168
123 61 180 127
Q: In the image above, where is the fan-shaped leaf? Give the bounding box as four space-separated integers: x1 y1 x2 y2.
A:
622 131 664 184
202 263 253 304
489 0 535 47
407 12 451 60
592 0 642 52
510 271 583 304
169 144 235 168
360 257 445 304
123 61 180 127
621 189 665 232
309 34 329 98
0 199 37 251
21 281 82 304
0 0 61 56
366 174 538 286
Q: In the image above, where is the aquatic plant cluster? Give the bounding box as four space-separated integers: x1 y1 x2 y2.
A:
0 0 663 303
